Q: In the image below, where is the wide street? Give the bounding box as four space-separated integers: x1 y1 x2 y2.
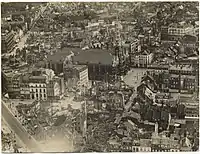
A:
2 101 42 152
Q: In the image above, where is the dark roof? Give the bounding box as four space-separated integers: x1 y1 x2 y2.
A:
73 38 84 42
35 61 46 68
69 15 86 21
29 76 46 80
21 74 30 82
53 115 66 126
47 48 80 63
184 47 196 56
73 49 113 65
181 35 197 43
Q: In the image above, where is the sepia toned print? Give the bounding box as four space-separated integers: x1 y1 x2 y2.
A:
1 1 199 152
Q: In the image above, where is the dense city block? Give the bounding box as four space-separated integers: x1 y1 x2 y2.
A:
1 1 199 152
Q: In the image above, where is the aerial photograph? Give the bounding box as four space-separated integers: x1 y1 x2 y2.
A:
1 1 199 152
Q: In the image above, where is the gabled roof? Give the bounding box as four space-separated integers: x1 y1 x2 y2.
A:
141 49 151 55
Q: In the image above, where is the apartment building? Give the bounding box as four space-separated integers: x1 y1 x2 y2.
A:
133 50 154 68
5 68 64 100
75 65 89 87
161 24 196 42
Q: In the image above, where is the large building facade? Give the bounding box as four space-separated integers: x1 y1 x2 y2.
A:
5 68 64 100
64 65 89 89
161 25 196 42
73 49 119 83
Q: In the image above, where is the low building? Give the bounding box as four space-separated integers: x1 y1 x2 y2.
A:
62 38 84 48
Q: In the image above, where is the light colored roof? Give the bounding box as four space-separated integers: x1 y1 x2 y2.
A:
139 139 151 147
108 139 120 145
169 64 193 71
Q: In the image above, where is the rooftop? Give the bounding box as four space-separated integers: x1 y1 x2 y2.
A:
29 76 46 80
123 111 141 120
73 49 113 65
4 71 22 79
169 64 193 71
139 139 151 147
168 22 193 29
181 35 197 43
74 65 88 72
47 48 79 63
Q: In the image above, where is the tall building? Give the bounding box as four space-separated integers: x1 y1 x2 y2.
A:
75 65 89 87
47 47 75 75
47 76 65 100
133 50 154 68
73 49 118 83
